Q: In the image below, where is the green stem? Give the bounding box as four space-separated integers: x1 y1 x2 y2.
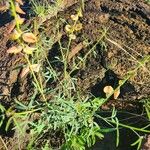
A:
10 0 20 31
25 55 47 101
109 119 150 133
15 108 41 115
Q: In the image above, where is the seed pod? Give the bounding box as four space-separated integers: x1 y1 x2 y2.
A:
114 89 120 99
103 85 114 97
7 46 22 54
16 0 24 5
22 32 37 43
20 64 40 78
15 2 25 14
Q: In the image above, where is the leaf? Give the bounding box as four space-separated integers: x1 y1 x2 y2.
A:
16 0 24 5
22 32 37 43
7 46 22 54
114 88 120 99
5 117 13 132
23 45 36 54
10 29 22 40
15 2 25 14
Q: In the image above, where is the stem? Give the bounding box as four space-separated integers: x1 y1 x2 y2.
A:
10 0 20 31
109 119 150 133
64 38 71 78
0 136 8 150
25 55 47 101
15 108 41 115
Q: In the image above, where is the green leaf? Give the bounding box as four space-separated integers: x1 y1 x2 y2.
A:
131 136 143 150
5 117 13 132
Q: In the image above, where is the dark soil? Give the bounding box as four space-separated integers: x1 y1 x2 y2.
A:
0 0 150 149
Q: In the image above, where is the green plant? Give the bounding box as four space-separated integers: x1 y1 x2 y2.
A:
0 1 150 150
27 96 105 149
141 98 150 121
0 104 5 127
146 0 150 3
30 0 63 19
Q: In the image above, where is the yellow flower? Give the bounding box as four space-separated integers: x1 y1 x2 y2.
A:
71 14 79 21
16 15 25 25
23 45 36 55
65 24 72 32
10 29 22 40
69 34 76 40
75 23 83 31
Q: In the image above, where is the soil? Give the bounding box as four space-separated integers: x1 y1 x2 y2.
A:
0 0 150 149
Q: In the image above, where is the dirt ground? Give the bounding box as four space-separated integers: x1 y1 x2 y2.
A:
0 0 150 149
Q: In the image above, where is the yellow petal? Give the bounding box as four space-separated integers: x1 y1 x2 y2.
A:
114 89 120 99
65 24 71 32
15 2 25 14
10 29 22 40
23 45 36 55
103 85 114 96
71 14 78 21
16 0 24 5
22 32 37 43
7 46 22 54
